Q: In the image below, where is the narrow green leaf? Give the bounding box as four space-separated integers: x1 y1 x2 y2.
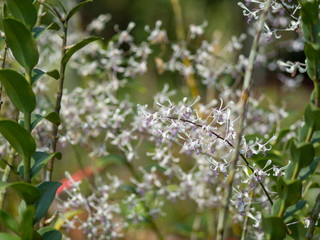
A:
0 120 36 158
32 22 60 40
31 68 45 86
45 112 61 126
0 69 36 113
30 114 44 130
0 233 21 240
21 206 35 240
277 177 302 206
39 227 62 240
66 0 93 21
62 36 102 65
7 0 37 29
97 154 126 168
29 112 61 131
0 182 40 205
0 209 20 234
3 18 39 72
31 152 62 178
32 69 60 86
3 3 9 18
46 69 60 80
34 181 62 223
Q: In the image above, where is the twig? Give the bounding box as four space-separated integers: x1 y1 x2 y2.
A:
216 0 272 239
0 41 8 111
169 116 273 206
191 208 202 240
306 192 320 239
46 13 68 181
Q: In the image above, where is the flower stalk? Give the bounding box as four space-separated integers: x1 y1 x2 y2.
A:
216 0 272 239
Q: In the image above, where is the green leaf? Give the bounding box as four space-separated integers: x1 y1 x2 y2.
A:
26 112 61 132
66 0 93 21
305 104 320 130
31 68 45 86
277 178 302 206
0 182 40 205
3 18 39 72
31 152 62 178
0 233 21 240
262 215 287 240
39 227 62 240
0 209 19 234
284 200 306 220
0 69 36 113
305 42 320 64
287 219 307 240
290 141 315 169
271 198 282 216
21 206 35 240
3 3 9 18
299 157 320 180
300 1 319 25
34 181 62 223
7 0 37 29
97 154 126 168
46 69 60 80
32 68 60 86
62 36 102 65
32 22 60 40
0 120 36 158
284 161 295 180
45 112 61 126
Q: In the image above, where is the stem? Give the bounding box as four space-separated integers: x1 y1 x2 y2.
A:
191 209 202 240
169 0 199 102
170 0 185 40
0 41 8 111
46 20 68 181
169 116 273 206
24 112 32 182
0 149 16 208
306 192 320 239
216 1 272 239
241 191 253 240
291 163 300 181
24 71 32 182
278 200 286 218
36 0 45 27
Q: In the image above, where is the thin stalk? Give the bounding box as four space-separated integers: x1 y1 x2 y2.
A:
313 61 319 107
306 192 320 239
0 41 8 111
46 20 68 181
169 116 273 206
169 0 199 102
291 163 300 181
36 0 46 27
170 0 185 40
241 191 253 240
24 112 31 182
191 209 202 240
0 148 16 208
24 71 32 182
216 0 272 239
